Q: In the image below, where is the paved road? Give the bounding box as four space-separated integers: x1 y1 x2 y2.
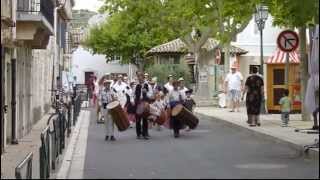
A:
82 109 318 179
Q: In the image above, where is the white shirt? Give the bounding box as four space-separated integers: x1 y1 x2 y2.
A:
164 82 174 92
179 86 189 100
169 90 182 102
112 81 127 93
99 89 113 104
134 82 153 100
225 72 243 91
112 81 128 107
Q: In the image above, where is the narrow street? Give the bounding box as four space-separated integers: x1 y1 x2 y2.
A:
68 108 318 179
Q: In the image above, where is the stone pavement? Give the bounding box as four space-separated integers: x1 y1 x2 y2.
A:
0 109 75 179
195 107 319 159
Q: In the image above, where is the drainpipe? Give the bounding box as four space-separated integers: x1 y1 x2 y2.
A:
11 0 18 145
11 57 18 144
54 1 66 90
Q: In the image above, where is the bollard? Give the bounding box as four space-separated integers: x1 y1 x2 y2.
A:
15 152 33 179
39 126 50 179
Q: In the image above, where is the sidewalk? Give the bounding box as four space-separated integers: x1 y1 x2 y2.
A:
1 112 51 179
195 107 319 159
0 110 75 179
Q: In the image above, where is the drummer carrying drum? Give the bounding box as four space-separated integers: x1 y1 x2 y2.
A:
134 72 153 140
168 80 184 138
100 80 116 141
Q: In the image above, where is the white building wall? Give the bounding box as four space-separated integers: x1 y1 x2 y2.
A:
71 47 137 84
232 15 284 80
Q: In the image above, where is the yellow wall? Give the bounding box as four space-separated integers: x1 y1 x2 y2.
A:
267 64 301 113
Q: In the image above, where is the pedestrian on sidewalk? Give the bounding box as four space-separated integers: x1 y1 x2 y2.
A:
279 89 292 127
100 80 116 141
224 66 244 112
242 67 264 127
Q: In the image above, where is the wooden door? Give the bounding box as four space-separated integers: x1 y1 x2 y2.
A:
267 65 286 113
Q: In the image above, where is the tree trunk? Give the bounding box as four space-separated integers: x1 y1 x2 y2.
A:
194 51 200 92
299 26 311 121
223 44 231 75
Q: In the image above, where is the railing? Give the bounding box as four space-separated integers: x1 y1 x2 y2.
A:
15 152 33 179
17 0 54 27
16 86 83 179
50 117 60 170
73 95 82 125
39 126 50 179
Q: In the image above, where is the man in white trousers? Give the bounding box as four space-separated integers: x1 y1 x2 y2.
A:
100 80 116 141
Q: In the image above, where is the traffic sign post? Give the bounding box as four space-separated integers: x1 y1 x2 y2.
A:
277 30 300 90
277 30 299 52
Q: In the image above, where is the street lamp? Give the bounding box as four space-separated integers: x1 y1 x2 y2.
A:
254 5 268 114
254 5 268 75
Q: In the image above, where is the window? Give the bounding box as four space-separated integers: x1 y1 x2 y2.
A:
249 65 261 74
273 69 285 85
110 55 121 62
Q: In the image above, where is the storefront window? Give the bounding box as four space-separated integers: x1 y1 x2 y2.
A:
273 69 285 85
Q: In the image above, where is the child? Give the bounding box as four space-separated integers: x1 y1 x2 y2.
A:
279 89 291 127
100 80 116 141
183 89 196 112
183 89 196 131
152 92 165 131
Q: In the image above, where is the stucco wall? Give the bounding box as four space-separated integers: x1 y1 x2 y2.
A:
72 47 137 84
233 15 283 57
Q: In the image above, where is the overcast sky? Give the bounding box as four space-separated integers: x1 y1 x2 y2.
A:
73 0 104 12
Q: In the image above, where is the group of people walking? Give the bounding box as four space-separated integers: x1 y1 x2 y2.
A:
93 71 196 141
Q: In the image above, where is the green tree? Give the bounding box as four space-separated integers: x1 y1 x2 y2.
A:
163 0 256 91
85 0 180 69
265 0 319 121
85 0 257 90
146 63 192 86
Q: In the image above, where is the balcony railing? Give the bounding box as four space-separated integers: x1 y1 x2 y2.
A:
17 0 54 27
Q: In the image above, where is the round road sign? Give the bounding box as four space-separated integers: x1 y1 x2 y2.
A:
277 30 299 52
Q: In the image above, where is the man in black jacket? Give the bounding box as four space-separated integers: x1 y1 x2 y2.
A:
134 72 152 140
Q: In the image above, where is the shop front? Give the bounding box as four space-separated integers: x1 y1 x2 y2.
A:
266 49 301 113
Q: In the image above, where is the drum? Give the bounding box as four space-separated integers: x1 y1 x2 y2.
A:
163 108 172 129
107 101 130 131
171 104 199 129
155 110 166 125
136 102 150 118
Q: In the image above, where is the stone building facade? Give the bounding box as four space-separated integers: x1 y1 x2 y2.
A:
1 0 74 155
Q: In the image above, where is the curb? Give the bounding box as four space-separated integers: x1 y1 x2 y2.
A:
196 113 319 161
56 111 85 179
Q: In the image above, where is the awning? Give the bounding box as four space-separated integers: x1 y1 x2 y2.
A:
266 48 300 64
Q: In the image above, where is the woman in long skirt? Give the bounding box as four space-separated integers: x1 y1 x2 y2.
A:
242 67 264 127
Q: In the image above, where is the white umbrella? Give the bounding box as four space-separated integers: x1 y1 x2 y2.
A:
305 25 319 113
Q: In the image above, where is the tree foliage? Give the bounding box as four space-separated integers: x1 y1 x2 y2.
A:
145 63 192 86
85 0 181 66
85 0 259 69
264 0 319 28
